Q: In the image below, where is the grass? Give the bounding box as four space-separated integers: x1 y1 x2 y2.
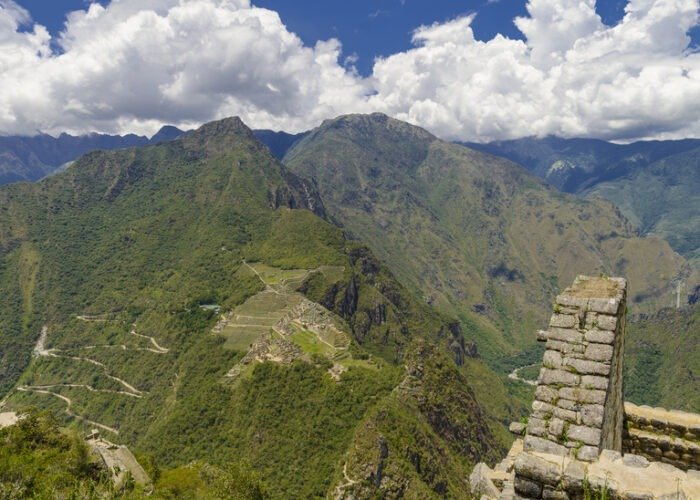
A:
290 329 335 356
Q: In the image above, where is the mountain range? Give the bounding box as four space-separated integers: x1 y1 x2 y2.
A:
0 126 186 185
0 116 517 497
466 137 700 270
0 114 697 497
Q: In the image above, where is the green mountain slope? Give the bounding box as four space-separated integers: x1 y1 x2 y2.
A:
625 304 700 412
585 146 700 269
283 113 694 367
0 117 512 498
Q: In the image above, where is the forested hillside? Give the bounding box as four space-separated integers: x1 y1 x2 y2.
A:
284 114 693 366
0 117 512 498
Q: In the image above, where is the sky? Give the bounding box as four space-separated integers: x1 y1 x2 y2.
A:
1 0 700 142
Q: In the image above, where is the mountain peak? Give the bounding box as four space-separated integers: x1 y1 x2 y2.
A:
181 116 259 155
324 113 435 139
150 125 184 144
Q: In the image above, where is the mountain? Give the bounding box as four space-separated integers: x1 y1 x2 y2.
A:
253 129 308 160
282 113 695 369
464 136 700 194
0 126 185 185
625 303 700 412
0 116 511 498
585 147 700 269
465 137 700 271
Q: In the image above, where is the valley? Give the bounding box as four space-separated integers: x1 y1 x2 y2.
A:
0 113 695 497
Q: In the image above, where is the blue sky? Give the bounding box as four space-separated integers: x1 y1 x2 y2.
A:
3 0 700 141
16 0 638 75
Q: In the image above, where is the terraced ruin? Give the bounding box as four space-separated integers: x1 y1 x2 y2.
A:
3 261 372 435
216 262 373 381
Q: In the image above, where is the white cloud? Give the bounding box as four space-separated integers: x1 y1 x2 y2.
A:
0 0 699 141
0 0 371 135
369 0 700 141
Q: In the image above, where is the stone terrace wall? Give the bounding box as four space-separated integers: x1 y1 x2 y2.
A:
525 276 627 462
623 402 700 471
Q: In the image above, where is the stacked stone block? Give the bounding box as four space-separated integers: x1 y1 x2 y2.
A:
524 275 627 462
623 402 700 471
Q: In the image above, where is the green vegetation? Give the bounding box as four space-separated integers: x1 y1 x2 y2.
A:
0 409 119 498
586 147 700 270
0 408 268 499
625 305 700 412
284 113 688 372
0 117 513 497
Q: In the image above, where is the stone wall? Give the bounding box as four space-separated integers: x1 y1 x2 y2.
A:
470 274 700 499
623 402 700 471
525 276 627 462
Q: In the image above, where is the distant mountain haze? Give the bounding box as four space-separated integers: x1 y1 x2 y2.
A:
0 126 187 185
0 126 307 186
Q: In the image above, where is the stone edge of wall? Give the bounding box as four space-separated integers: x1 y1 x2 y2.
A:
623 402 700 471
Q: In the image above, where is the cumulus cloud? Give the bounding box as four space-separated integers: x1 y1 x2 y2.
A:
0 0 371 135
369 0 700 141
0 0 699 141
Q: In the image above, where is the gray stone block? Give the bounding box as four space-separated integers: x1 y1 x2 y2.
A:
543 487 569 500
584 343 614 362
581 375 608 390
469 463 501 499
584 311 598 329
584 329 615 344
546 340 585 354
576 445 599 461
580 404 604 427
548 417 566 438
536 385 559 403
547 328 583 344
596 314 618 331
587 297 621 314
543 350 563 369
523 435 569 456
557 398 579 411
509 421 527 435
562 459 586 489
556 294 589 309
550 313 577 328
563 358 610 376
568 424 601 446
527 417 547 437
599 449 621 461
540 368 580 387
514 476 543 498
514 452 562 486
553 407 578 424
559 387 607 405
532 400 555 419
620 453 650 469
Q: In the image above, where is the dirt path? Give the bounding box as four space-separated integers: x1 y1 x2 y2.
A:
24 384 141 399
33 326 143 395
130 325 169 353
333 462 359 498
508 363 538 386
242 260 280 295
16 386 118 434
